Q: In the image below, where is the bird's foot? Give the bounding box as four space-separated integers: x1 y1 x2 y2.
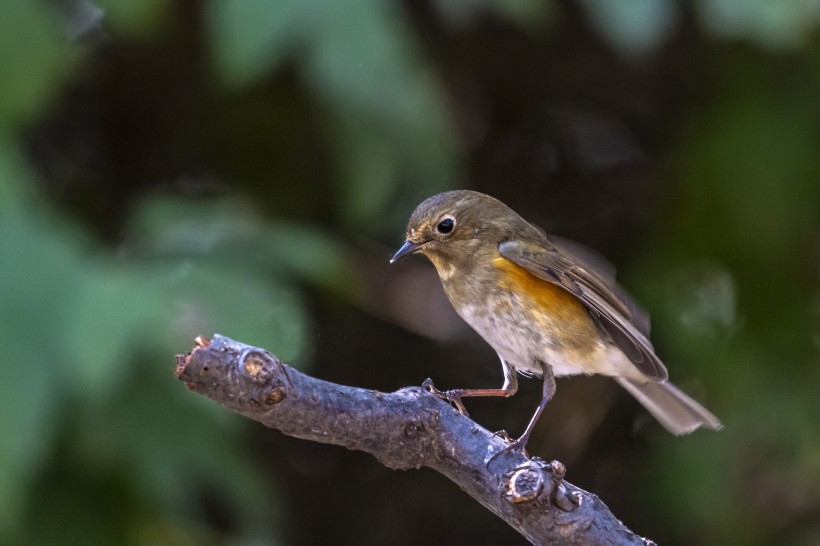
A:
486 434 531 467
422 378 469 416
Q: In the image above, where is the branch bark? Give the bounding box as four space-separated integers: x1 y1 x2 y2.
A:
175 334 654 546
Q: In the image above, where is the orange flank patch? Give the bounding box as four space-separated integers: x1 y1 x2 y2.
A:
492 256 601 357
492 257 590 325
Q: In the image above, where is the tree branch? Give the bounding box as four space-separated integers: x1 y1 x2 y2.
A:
175 334 654 546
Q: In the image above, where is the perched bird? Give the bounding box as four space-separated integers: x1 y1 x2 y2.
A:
390 190 721 455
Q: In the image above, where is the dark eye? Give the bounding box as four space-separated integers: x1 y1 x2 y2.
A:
436 217 455 234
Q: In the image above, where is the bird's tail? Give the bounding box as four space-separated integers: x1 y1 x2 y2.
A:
615 378 722 435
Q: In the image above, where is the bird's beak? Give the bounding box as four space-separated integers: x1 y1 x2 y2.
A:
390 240 424 263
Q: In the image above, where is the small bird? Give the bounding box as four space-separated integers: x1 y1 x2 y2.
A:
391 190 721 456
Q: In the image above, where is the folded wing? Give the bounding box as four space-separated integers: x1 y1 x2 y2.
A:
499 239 668 381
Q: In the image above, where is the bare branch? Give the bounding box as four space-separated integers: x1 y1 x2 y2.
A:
175 334 654 546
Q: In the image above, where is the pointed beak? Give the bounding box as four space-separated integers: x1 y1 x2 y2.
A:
390 240 424 263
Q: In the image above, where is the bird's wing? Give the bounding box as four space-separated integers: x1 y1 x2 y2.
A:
499 239 668 381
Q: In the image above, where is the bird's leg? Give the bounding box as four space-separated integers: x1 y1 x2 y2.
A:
488 361 555 465
422 357 518 417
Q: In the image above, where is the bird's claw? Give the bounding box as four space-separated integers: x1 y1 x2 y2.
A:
486 435 530 467
421 377 438 394
422 378 469 416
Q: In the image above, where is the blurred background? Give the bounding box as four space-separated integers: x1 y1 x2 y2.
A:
2 0 819 544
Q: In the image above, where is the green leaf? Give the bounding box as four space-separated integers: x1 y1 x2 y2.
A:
157 263 307 363
0 338 56 535
263 222 355 291
0 135 27 213
0 211 83 535
208 0 304 87
303 0 457 224
696 0 820 49
128 196 355 294
93 0 167 37
580 0 679 58
0 0 76 123
63 264 171 395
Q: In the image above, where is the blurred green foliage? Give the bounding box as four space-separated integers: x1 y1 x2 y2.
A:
0 142 313 542
209 0 457 227
633 43 820 543
1 0 454 542
0 0 76 123
1 0 818 545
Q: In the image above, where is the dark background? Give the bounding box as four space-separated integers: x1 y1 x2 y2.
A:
2 1 819 544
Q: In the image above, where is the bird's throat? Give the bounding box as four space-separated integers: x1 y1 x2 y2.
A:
426 252 458 281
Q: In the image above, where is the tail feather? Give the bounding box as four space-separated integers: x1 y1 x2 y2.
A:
615 378 722 435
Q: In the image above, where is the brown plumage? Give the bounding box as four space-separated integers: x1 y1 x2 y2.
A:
391 190 721 456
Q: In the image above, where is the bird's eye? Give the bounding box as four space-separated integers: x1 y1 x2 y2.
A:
436 217 455 234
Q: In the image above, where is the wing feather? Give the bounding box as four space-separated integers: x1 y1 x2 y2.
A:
499 239 668 381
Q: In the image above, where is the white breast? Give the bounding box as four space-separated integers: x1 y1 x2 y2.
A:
456 296 642 381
